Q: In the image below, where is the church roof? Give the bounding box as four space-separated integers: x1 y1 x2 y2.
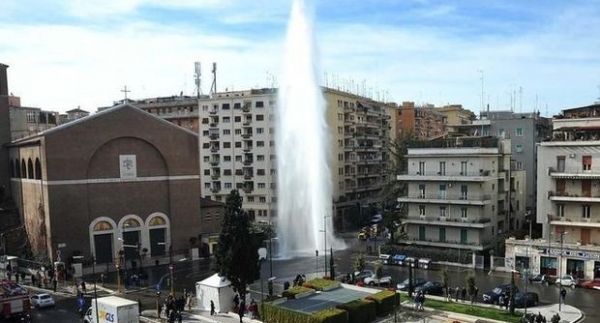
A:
10 103 198 145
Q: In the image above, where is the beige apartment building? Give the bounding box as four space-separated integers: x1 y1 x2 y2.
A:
505 103 600 280
397 137 526 253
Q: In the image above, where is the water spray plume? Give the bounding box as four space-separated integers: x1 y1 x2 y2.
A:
276 0 345 257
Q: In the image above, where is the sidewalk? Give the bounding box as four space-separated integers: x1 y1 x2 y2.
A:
140 309 261 323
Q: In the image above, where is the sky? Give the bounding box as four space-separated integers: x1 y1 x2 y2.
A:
1 0 599 115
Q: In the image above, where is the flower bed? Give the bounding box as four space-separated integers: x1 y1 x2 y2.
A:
303 278 341 291
365 290 398 316
282 286 315 299
336 299 376 323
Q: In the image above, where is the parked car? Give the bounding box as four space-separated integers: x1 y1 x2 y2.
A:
354 270 374 282
513 292 539 308
391 254 407 266
579 278 600 289
555 275 578 288
418 258 432 269
413 281 444 296
405 257 417 268
364 274 393 286
379 254 391 265
30 293 55 308
397 277 426 291
529 274 555 285
483 284 519 304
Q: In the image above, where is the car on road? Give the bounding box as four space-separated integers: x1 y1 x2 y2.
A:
354 270 374 282
30 293 55 308
528 274 554 285
397 277 426 291
579 278 600 290
513 292 539 308
364 274 393 286
482 284 519 304
413 281 444 296
555 275 578 288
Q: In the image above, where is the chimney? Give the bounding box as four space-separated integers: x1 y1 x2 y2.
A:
0 63 8 96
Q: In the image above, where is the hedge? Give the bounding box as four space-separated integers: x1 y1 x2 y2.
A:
262 302 349 323
311 308 348 323
303 278 340 291
365 290 398 316
336 299 376 323
282 286 314 299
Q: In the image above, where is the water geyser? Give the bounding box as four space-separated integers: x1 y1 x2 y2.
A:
276 0 344 257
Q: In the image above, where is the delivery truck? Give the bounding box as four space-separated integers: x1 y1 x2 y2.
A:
83 296 139 323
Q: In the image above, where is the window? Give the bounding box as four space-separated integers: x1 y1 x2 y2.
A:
460 185 468 199
234 116 241 122
234 103 241 109
516 128 523 136
223 129 231 135
557 204 565 218
418 185 426 198
460 229 468 244
438 184 446 199
439 206 446 218
222 103 230 110
516 161 523 170
556 156 565 172
235 142 242 148
461 208 467 219
256 114 264 121
419 205 426 217
258 183 266 189
202 118 209 124
255 101 264 108
247 196 255 202
439 227 446 243
418 162 426 175
270 140 275 147
235 129 242 135
224 156 231 162
202 130 209 136
235 156 242 162
439 161 445 175
224 169 232 175
34 158 42 180
256 141 265 147
582 205 591 219
460 161 468 175
224 142 231 148
515 144 523 153
419 226 426 240
204 170 210 175
257 169 266 176
338 168 343 175
203 156 210 162
257 155 265 161
204 183 210 189
583 155 592 171
259 197 267 203
256 128 264 134
224 183 232 189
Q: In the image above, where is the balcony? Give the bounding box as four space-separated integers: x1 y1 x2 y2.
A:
242 103 251 113
243 158 253 166
548 167 600 179
243 145 253 152
210 146 219 153
243 119 252 126
403 217 491 228
242 132 252 139
211 173 220 180
210 160 220 166
209 132 219 140
243 184 254 193
548 215 600 228
209 109 217 115
548 191 600 203
396 237 486 251
211 186 220 193
397 193 492 205
397 170 494 182
244 172 253 180
209 122 218 128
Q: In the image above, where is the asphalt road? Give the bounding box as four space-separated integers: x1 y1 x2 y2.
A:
30 236 600 322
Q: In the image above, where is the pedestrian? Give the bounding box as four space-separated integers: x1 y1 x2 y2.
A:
473 287 479 304
461 287 467 302
15 272 19 283
100 273 105 287
52 277 57 292
233 293 240 309
31 274 36 287
81 281 87 294
283 281 290 291
238 300 245 323
560 288 566 303
210 300 215 316
454 286 460 302
504 294 510 310
498 294 505 309
418 292 425 311
448 287 454 302
187 294 193 311
177 310 183 323
535 312 544 323
168 309 176 323
413 291 419 310
138 299 142 314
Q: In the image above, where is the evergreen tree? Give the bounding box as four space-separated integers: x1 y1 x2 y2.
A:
215 190 260 299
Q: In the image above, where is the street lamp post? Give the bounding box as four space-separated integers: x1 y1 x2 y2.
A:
91 256 99 323
169 263 174 295
156 291 161 318
258 247 267 319
320 215 331 278
558 231 567 312
315 250 318 275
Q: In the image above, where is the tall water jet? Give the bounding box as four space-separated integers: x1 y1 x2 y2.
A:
276 0 343 257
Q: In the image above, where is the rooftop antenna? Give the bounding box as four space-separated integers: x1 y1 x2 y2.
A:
194 62 202 98
519 86 523 112
210 62 217 97
478 69 484 113
121 85 130 101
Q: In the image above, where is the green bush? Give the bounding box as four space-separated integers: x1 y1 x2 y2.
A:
365 290 398 316
311 308 348 323
282 286 314 299
262 301 349 323
303 278 340 291
336 300 376 323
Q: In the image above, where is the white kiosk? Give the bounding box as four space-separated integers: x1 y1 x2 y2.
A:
195 274 234 313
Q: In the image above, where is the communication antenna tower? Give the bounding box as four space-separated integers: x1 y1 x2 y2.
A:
194 62 202 98
210 62 217 97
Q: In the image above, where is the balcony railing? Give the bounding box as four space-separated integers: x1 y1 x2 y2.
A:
408 136 498 149
403 193 491 201
548 167 600 178
547 191 600 202
402 170 492 177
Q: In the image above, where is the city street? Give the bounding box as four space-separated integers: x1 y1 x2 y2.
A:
31 237 600 322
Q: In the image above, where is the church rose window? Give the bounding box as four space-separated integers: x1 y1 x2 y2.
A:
93 221 113 231
149 217 166 226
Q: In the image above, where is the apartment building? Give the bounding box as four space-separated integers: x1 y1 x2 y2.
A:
396 102 446 140
127 96 201 132
9 105 59 141
438 104 475 126
397 137 526 253
506 103 600 280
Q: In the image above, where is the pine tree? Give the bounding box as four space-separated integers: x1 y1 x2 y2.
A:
215 190 260 299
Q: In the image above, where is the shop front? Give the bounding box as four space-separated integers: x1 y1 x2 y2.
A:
566 259 585 279
540 256 557 276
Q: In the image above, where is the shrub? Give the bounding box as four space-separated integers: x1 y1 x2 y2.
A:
365 290 398 316
303 278 340 291
282 286 314 299
336 299 376 323
311 308 348 323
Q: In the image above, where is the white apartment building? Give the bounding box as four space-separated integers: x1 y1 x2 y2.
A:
505 103 600 280
397 137 525 252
